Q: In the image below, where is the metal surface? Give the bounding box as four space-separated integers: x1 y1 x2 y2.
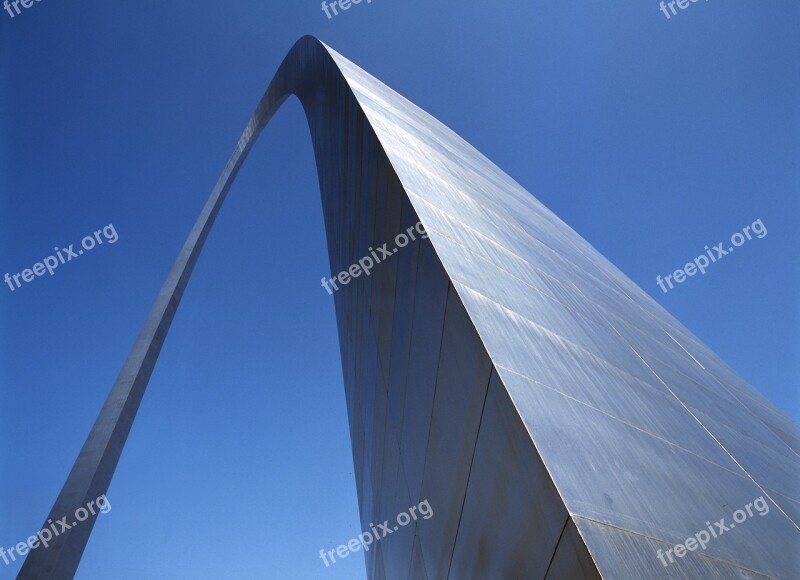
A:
447 372 570 579
21 35 798 579
545 520 603 580
417 290 493 579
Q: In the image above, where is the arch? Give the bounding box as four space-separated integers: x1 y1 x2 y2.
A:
19 35 799 580
18 35 386 578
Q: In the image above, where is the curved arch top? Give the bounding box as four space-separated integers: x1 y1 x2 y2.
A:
17 35 359 579
20 36 799 579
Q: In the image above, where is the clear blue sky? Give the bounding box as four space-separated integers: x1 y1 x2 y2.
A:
0 1 797 578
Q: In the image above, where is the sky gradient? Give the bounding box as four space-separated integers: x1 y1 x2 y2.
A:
1 0 797 578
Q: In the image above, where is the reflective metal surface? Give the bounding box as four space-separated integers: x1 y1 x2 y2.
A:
23 35 798 579
447 372 571 579
336 39 800 577
545 520 602 580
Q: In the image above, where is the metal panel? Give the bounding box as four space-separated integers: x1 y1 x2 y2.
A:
376 396 415 580
385 195 422 433
544 520 601 580
398 237 450 507
448 372 571 579
416 289 494 579
409 536 429 580
574 517 777 580
495 361 799 576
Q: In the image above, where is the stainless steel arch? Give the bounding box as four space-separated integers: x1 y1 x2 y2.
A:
18 35 369 579
20 35 799 579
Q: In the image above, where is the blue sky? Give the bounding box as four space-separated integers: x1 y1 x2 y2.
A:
0 0 797 578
